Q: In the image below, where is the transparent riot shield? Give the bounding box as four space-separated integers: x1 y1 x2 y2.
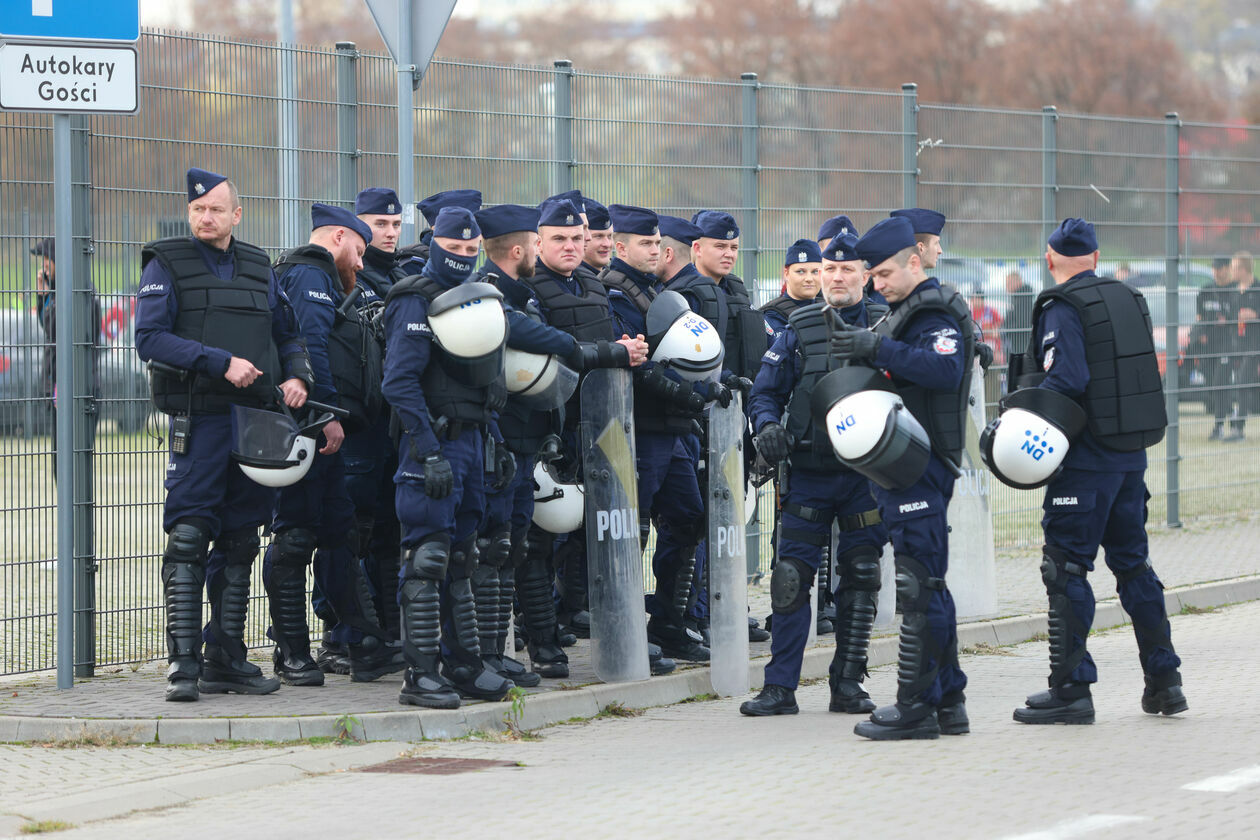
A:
581 368 650 683
707 393 750 696
946 359 998 620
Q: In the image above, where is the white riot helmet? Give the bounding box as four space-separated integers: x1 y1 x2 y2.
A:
503 348 580 410
427 281 508 386
811 366 931 491
980 387 1087 489
231 404 332 488
532 461 585 533
645 290 725 383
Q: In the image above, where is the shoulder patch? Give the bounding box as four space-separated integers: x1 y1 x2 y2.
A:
933 335 958 355
1041 330 1056 344
138 282 166 296
762 349 782 363
1043 346 1056 371
306 289 333 304
405 321 432 336
765 321 775 336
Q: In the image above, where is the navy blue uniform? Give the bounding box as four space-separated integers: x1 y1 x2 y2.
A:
1032 271 1179 684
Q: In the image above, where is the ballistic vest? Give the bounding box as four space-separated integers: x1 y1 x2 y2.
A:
525 263 615 342
720 273 769 379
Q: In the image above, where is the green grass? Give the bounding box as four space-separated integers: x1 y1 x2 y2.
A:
19 821 75 835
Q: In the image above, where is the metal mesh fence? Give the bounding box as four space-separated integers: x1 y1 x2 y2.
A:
1 28 1258 676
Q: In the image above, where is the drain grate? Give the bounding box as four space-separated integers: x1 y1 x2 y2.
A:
358 757 521 775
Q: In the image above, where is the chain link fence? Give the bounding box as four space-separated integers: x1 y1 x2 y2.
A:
1 29 1258 676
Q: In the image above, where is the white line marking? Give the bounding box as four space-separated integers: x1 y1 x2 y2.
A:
1182 764 1260 793
999 814 1150 840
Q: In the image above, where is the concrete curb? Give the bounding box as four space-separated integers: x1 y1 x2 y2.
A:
3 575 1256 746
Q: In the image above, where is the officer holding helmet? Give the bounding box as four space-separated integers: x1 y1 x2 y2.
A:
1006 218 1184 724
136 167 313 702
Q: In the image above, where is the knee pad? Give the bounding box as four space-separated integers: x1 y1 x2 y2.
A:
839 545 882 592
165 520 211 565
216 527 260 567
770 557 814 615
1041 545 1087 594
509 526 530 568
449 535 478 580
404 534 450 582
894 554 942 615
270 528 317 568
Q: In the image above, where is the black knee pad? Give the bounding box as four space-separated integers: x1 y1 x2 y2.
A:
166 519 211 565
894 554 942 615
404 534 451 582
271 527 317 568
1041 545 1087 594
509 526 530 569
481 524 512 569
839 545 882 592
770 557 814 615
216 527 260 567
449 535 478 580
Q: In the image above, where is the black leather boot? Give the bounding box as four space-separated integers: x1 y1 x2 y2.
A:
162 522 208 703
265 529 324 687
739 684 799 716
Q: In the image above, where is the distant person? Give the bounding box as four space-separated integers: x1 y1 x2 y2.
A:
969 287 1004 409
1114 262 1133 284
1193 257 1239 440
1002 270 1036 366
30 237 102 422
1230 251 1260 441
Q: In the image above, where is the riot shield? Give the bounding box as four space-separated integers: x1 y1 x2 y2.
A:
581 368 650 683
707 393 750 696
946 359 998 620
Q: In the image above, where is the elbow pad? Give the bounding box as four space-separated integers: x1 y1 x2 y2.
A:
572 340 630 371
283 343 316 389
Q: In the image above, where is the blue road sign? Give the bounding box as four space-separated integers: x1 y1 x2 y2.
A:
0 0 140 43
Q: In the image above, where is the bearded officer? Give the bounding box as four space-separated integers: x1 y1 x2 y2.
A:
762 239 823 344
135 167 313 702
740 233 889 716
383 206 514 708
1010 218 1184 724
833 216 975 741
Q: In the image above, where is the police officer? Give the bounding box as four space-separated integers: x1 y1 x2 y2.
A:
264 203 400 685
383 206 513 708
1194 258 1239 440
395 189 483 270
832 216 974 741
1010 218 1184 724
762 239 823 343
817 214 859 256
691 210 765 383
136 167 313 702
582 198 614 278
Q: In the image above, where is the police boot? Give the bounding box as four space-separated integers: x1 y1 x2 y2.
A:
648 642 676 676
316 624 350 675
937 690 970 735
520 530 569 678
347 559 405 683
748 615 770 643
555 536 591 639
398 542 459 709
1015 547 1095 724
202 529 280 695
264 528 324 687
854 556 942 741
648 551 710 662
161 522 208 702
828 547 881 714
739 684 799 717
492 536 540 687
440 537 513 701
1142 670 1188 716
1014 681 1095 724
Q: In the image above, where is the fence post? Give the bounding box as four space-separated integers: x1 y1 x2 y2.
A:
335 41 360 206
1164 112 1182 528
901 83 917 209
1041 106 1058 290
740 72 759 287
553 60 574 195
278 0 302 244
71 114 96 678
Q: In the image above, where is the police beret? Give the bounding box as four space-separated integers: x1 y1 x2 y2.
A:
354 187 402 216
822 232 861 263
544 190 585 214
855 217 916 269
608 204 659 236
431 206 481 241
785 238 822 267
311 202 373 245
584 197 611 231
29 237 55 258
691 210 739 240
817 214 859 243
186 167 228 203
418 189 483 227
1047 217 1098 257
657 215 702 246
475 204 540 239
537 199 584 228
890 208 946 236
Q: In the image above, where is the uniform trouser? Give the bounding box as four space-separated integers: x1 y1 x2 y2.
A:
1203 351 1235 422
872 456 967 707
339 420 401 644
1041 467 1181 684
1234 353 1260 422
764 468 886 690
636 432 705 624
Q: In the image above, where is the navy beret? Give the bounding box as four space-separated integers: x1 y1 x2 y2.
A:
354 187 402 216
890 208 946 236
1048 217 1098 257
584 197 611 231
608 204 659 236
431 206 481 241
475 204 540 239
855 217 916 269
538 199 584 228
817 214 859 243
785 238 822 267
311 202 373 245
186 167 228 203
822 232 861 263
418 189 482 227
544 190 585 214
658 215 703 247
691 210 739 240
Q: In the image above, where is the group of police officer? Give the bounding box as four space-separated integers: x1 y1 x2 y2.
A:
136 165 1186 740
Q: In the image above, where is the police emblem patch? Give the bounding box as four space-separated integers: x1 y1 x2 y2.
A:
765 322 774 336
725 230 735 239
565 214 574 225
387 203 396 213
1043 346 1056 371
194 183 205 195
798 251 807 262
462 227 472 239
840 227 850 235
933 335 958 355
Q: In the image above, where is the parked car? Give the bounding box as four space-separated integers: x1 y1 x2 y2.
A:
0 309 50 436
96 323 151 434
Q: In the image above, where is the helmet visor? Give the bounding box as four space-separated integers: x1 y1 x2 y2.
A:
231 405 301 467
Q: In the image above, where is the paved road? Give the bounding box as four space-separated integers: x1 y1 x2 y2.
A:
3 599 1258 839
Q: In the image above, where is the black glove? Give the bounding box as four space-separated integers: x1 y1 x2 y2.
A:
829 327 882 362
976 341 995 371
423 452 453 500
537 434 563 464
721 372 753 394
754 422 791 463
706 380 733 408
492 445 517 489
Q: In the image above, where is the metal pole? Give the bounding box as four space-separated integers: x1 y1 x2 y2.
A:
1041 106 1058 290
740 72 759 291
71 114 95 677
901 83 918 210
335 41 359 206
279 0 301 242
397 1 416 245
53 114 74 691
1164 112 1182 528
553 59 574 195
